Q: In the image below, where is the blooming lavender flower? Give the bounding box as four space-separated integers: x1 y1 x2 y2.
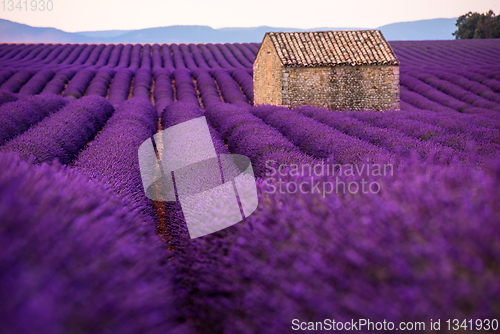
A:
18 69 56 96
116 44 133 68
0 44 18 59
234 43 256 64
0 69 15 86
407 70 500 111
191 68 223 108
400 73 470 112
86 67 115 97
211 69 249 108
63 67 98 100
179 156 500 333
106 43 124 67
73 98 157 216
217 44 246 68
161 101 202 129
231 68 254 103
49 44 78 64
0 89 18 106
140 44 152 70
251 105 386 163
107 68 135 107
0 69 37 93
204 102 314 176
171 68 199 105
206 44 234 69
198 44 221 69
1 95 113 164
161 44 175 71
94 44 115 67
153 68 174 116
129 44 142 71
41 67 79 95
60 44 87 65
0 152 191 334
179 44 199 70
297 105 459 164
346 109 497 159
72 44 96 65
152 44 163 70
429 69 500 104
0 93 67 145
11 44 43 63
132 68 152 100
7 44 37 62
189 44 211 70
40 44 65 64
84 44 106 66
170 44 187 69
226 43 254 68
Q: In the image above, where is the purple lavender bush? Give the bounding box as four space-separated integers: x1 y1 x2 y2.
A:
204 102 314 176
18 69 56 96
211 69 249 108
86 67 115 97
107 68 135 107
153 68 174 116
0 89 18 106
189 44 211 70
168 155 500 333
73 98 157 217
1 96 113 164
0 153 191 334
251 105 385 163
128 44 142 71
84 44 106 66
172 68 199 106
94 44 114 67
0 69 37 93
191 68 222 108
0 94 67 146
41 67 79 95
60 44 86 65
116 44 133 68
161 44 175 72
106 43 124 67
132 68 152 100
0 69 15 86
63 67 98 100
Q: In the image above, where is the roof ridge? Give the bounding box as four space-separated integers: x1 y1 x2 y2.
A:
266 30 399 67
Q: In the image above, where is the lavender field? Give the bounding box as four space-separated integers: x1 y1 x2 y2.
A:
1 39 499 333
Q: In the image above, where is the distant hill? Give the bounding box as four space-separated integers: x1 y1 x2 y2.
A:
378 18 458 41
0 18 458 43
0 19 94 43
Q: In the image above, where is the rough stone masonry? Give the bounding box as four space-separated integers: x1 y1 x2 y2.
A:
253 30 400 111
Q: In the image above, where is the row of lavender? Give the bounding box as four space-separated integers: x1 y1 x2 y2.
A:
2 95 499 334
0 43 258 72
159 95 500 332
1 39 500 333
156 39 500 329
1 67 498 167
3 39 500 71
1 41 499 122
0 94 195 333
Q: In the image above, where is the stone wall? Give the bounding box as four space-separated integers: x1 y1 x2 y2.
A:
282 65 400 111
253 35 282 105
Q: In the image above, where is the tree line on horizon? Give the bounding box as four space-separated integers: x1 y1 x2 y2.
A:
453 10 500 39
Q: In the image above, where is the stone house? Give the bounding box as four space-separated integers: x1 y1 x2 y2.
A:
253 30 400 111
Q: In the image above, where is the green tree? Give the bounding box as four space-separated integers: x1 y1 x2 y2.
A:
453 10 500 39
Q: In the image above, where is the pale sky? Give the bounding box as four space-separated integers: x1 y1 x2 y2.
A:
0 0 498 32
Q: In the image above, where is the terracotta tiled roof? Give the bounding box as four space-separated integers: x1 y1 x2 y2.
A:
266 30 399 67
